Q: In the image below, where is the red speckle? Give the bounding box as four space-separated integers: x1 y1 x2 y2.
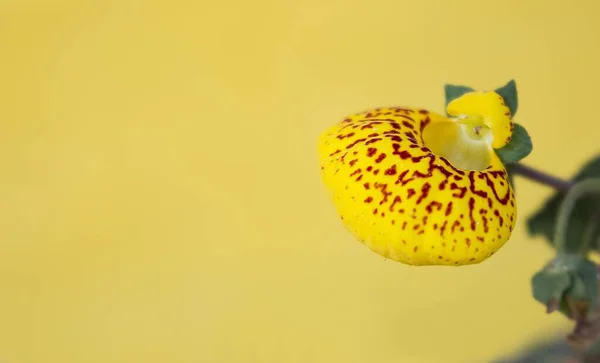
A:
349 159 358 167
385 165 397 175
476 236 484 242
402 120 415 130
399 150 412 159
389 195 402 212
365 138 382 145
494 209 504 227
466 238 471 247
468 197 476 231
349 169 361 177
451 220 461 233
345 138 367 149
364 197 373 203
468 172 488 198
439 179 448 190
425 201 442 213
450 183 467 198
367 148 377 157
375 153 387 163
416 182 431 204
440 221 448 237
407 188 416 198
402 221 407 230
372 208 378 215
366 166 373 172
445 202 453 216
482 215 489 233
394 170 413 186
363 182 370 189
374 182 392 205
413 246 418 252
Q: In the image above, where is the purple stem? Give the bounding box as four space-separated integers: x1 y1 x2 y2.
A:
510 163 573 191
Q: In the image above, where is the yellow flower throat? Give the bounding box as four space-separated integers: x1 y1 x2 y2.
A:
422 115 492 171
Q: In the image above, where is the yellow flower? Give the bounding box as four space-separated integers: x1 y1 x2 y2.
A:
318 91 517 266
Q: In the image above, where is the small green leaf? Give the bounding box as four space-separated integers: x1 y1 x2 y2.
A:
444 84 474 107
532 255 598 319
495 79 519 116
531 261 572 311
527 156 600 253
573 258 598 318
495 123 532 165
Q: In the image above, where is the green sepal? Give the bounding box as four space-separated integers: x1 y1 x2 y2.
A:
494 123 532 165
494 79 519 116
443 84 474 108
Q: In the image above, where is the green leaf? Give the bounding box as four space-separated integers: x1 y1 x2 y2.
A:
443 84 474 107
527 156 600 253
495 123 532 165
531 260 572 312
532 255 598 319
495 79 519 116
572 258 598 318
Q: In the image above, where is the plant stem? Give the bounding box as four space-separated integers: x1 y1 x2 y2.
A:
510 163 573 191
554 178 600 254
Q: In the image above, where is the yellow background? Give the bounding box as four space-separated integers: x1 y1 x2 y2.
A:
1 0 598 362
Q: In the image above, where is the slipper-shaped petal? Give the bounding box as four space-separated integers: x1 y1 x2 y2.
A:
318 96 517 266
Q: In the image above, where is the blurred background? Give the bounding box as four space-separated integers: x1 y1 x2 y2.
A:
1 0 599 362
